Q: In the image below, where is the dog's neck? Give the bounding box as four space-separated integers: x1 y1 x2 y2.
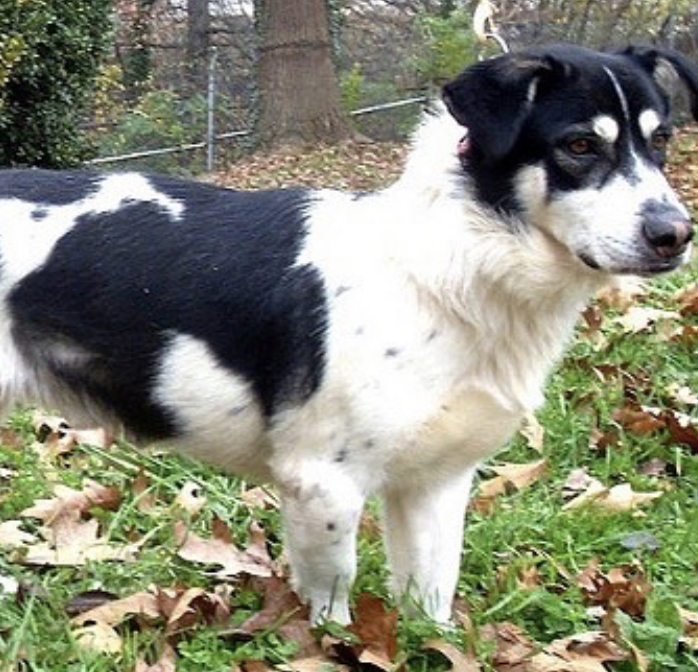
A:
381 185 604 412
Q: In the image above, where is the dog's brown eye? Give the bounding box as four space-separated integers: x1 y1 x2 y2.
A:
567 138 592 156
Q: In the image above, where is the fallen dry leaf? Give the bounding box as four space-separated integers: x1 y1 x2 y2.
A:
596 277 645 312
72 590 161 627
240 485 279 510
577 559 651 618
614 306 680 334
679 606 698 650
563 481 662 513
31 411 111 458
674 279 698 314
520 413 545 452
12 513 140 567
174 521 273 578
21 480 122 525
347 593 399 670
529 631 628 671
157 586 230 635
0 520 37 549
73 622 123 654
423 639 481 671
228 575 318 659
480 621 536 670
666 382 698 406
477 459 548 504
276 658 350 672
134 644 178 672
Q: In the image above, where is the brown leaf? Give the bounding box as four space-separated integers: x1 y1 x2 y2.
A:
596 278 645 312
614 306 680 334
577 559 651 618
240 486 279 510
0 520 37 549
132 469 158 513
613 406 666 436
73 622 123 654
529 631 628 671
480 622 536 670
21 480 122 525
156 586 230 635
679 606 698 650
347 593 399 668
423 639 481 671
675 280 698 315
72 590 161 627
134 644 178 672
22 515 140 566
276 657 351 672
490 459 548 490
174 521 273 578
520 413 545 452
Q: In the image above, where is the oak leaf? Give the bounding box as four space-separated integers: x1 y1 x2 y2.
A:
174 521 273 578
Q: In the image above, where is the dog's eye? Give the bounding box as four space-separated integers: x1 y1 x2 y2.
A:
650 131 670 153
567 138 593 156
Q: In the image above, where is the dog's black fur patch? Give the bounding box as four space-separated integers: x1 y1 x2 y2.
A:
8 175 328 433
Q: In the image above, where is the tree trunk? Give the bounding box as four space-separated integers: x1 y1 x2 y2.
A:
187 0 210 90
256 0 355 147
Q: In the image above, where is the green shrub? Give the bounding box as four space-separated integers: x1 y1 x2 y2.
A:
0 0 113 167
414 9 480 86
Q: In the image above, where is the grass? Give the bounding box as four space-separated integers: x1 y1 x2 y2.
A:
2 139 698 670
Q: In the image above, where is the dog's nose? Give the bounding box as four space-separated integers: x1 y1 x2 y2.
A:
641 206 694 258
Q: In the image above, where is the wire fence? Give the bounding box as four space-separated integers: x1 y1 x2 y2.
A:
86 96 428 170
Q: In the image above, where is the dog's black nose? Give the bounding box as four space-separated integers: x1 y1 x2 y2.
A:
641 203 694 258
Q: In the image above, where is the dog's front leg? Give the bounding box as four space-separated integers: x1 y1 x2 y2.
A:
276 461 365 624
381 467 476 623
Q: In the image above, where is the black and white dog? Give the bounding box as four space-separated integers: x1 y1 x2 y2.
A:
1 45 697 624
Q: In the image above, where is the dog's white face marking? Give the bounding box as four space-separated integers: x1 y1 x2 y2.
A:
592 115 620 144
516 155 689 275
639 109 662 141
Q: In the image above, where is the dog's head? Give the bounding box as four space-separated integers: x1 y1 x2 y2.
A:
443 44 698 276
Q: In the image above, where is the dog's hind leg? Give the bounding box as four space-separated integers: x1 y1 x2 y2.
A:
275 460 365 624
381 467 476 623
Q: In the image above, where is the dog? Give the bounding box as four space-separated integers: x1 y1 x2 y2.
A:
1 44 697 624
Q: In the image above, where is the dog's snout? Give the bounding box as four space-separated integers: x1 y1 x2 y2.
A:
641 203 694 258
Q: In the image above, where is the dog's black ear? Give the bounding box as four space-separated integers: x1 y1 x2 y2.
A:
442 53 571 161
621 46 698 120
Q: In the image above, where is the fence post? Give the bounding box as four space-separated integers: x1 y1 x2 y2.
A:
206 47 218 172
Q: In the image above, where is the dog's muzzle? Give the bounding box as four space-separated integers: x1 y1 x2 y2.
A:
640 201 694 259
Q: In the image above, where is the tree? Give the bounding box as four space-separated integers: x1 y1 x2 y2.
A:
0 0 113 167
186 0 211 90
255 0 355 147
